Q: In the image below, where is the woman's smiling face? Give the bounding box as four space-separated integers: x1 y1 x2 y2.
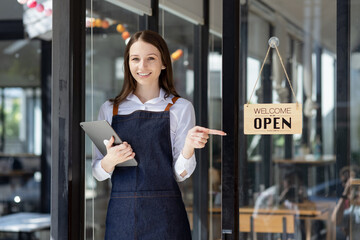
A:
129 40 165 88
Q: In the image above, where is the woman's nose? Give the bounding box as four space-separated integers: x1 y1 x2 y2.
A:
139 59 147 68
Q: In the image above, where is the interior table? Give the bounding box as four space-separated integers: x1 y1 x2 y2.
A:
0 212 50 240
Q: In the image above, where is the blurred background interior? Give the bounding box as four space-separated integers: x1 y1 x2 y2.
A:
1 0 360 239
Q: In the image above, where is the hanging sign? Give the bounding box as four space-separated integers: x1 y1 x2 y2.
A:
244 37 303 135
244 103 302 135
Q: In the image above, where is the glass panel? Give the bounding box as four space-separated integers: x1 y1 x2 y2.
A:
0 88 41 155
0 39 42 155
159 7 195 230
85 1 139 239
0 39 42 237
242 2 337 239
0 88 42 216
159 9 195 101
86 3 196 239
0 40 41 88
321 51 335 156
350 1 360 239
247 57 261 104
208 34 222 240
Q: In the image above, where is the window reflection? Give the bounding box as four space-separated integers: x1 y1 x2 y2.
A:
331 168 360 240
159 9 194 102
350 1 360 239
247 57 261 104
244 4 337 239
0 39 42 239
85 1 139 239
321 51 335 156
80 0 359 239
0 88 41 154
159 7 195 228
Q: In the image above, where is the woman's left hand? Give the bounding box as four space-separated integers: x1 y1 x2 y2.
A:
182 126 226 158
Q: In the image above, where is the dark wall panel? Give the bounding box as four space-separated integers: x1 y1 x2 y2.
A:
51 0 85 239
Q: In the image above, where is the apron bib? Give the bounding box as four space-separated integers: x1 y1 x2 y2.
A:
104 97 191 240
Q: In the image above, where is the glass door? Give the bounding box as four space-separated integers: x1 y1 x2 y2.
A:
233 1 340 240
349 0 360 239
85 1 139 238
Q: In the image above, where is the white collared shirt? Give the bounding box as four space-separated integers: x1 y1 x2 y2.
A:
92 88 196 182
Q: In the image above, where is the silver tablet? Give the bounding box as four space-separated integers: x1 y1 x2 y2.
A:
80 120 138 167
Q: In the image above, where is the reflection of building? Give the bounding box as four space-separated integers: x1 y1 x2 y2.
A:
0 0 359 240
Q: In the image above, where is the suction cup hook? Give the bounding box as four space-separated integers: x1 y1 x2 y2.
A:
268 37 279 48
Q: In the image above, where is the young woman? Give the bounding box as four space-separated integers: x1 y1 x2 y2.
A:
92 30 225 239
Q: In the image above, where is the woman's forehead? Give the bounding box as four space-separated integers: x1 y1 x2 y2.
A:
129 40 160 56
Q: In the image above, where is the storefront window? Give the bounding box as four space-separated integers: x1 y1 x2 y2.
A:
350 1 360 239
242 2 338 239
159 8 195 101
0 39 42 240
247 57 261 104
80 1 360 239
294 61 303 157
0 88 41 154
85 1 139 239
0 40 41 155
321 51 335 156
159 7 196 229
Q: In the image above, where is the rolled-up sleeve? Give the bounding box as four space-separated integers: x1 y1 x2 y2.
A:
172 101 197 182
92 147 112 181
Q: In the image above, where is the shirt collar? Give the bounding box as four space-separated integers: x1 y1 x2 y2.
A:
126 88 173 104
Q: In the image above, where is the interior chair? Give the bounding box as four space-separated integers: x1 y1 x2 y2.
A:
240 213 295 240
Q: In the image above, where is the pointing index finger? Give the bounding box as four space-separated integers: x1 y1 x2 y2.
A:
208 129 227 136
194 126 227 136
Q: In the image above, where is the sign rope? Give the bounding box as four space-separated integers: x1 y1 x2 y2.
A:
246 37 299 107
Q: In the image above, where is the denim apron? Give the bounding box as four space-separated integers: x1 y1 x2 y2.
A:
105 97 192 240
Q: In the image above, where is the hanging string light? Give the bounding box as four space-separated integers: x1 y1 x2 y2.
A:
171 49 183 61
36 3 44 12
116 24 125 33
121 31 130 44
84 17 131 44
27 0 37 8
101 20 110 29
44 8 52 16
17 0 28 4
94 19 102 28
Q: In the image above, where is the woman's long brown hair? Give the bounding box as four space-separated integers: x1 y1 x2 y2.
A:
110 30 180 106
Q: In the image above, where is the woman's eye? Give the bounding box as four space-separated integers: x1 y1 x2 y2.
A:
131 58 139 61
148 57 155 60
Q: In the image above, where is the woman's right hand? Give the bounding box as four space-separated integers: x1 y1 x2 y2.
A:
101 136 135 173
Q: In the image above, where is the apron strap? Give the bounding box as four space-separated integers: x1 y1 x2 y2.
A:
113 103 119 116
164 97 180 111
